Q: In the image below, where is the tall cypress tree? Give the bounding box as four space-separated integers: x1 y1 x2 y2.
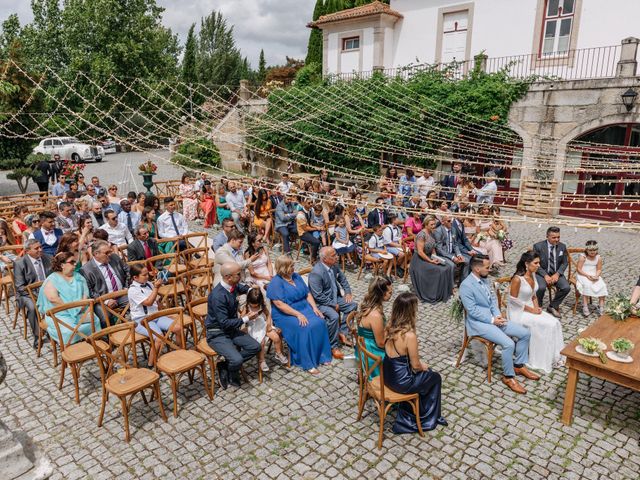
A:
182 24 197 83
305 0 325 67
258 49 267 82
324 0 345 15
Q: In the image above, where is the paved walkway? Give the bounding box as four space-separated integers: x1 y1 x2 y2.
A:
1 220 639 479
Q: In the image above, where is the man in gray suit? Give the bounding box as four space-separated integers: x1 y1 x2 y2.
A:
433 215 467 286
13 239 52 348
308 247 357 358
80 239 129 326
55 201 78 233
533 226 570 318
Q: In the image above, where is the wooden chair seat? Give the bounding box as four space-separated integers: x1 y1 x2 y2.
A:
197 338 217 357
158 282 185 297
189 276 210 289
367 376 417 403
189 257 210 269
166 264 187 274
106 368 160 396
191 302 208 318
61 340 109 364
156 349 205 374
1 276 11 284
110 330 148 345
169 313 193 327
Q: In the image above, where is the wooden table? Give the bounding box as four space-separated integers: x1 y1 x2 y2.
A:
560 314 640 425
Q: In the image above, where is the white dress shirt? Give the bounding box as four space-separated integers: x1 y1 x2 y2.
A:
382 225 401 246
99 222 133 246
117 210 141 231
157 210 189 238
277 181 292 194
93 258 123 292
416 175 435 196
128 280 157 321
225 190 246 212
29 228 58 246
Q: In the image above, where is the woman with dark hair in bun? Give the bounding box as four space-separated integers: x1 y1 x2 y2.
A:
36 251 98 345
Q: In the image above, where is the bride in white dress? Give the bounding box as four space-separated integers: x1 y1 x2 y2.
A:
507 251 565 373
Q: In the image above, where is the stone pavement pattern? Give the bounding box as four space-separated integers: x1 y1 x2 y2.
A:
1 218 639 480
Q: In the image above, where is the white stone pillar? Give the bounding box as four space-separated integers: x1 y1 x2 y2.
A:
238 80 251 102
616 37 639 77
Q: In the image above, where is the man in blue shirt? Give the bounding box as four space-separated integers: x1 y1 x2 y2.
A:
51 174 70 197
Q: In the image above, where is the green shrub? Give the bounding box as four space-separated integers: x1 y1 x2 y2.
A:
174 138 221 170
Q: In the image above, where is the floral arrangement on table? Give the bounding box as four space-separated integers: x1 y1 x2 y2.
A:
449 296 465 325
611 338 634 358
138 160 158 175
60 160 85 181
605 293 633 322
578 337 607 364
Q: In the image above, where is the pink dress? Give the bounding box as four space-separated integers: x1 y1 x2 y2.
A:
247 252 272 288
478 220 504 266
402 217 422 252
179 183 198 221
465 224 487 255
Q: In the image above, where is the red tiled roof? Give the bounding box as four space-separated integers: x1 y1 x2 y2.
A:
308 1 403 28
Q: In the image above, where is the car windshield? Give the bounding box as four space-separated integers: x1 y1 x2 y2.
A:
60 137 81 145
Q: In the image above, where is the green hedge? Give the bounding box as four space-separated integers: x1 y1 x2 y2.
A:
174 137 221 170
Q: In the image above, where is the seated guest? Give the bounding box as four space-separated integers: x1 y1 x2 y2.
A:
356 276 393 379
398 168 416 199
245 230 273 288
0 220 17 270
99 209 133 246
107 184 121 204
97 192 121 215
205 262 262 388
80 240 129 326
382 213 406 276
89 202 106 228
226 181 249 233
296 195 322 264
476 204 505 268
402 210 424 253
440 162 463 201
383 292 446 433
128 264 182 366
367 223 394 277
117 199 141 235
56 232 90 272
508 251 565 374
37 252 99 345
460 255 538 394
277 172 293 195
452 211 477 270
212 218 235 252
433 215 467 286
575 240 608 317
14 240 52 348
533 226 570 319
55 201 78 233
416 169 435 197
156 197 190 250
22 214 39 244
331 215 356 263
213 229 259 285
91 176 105 196
266 255 332 374
253 188 274 241
475 171 498 204
140 206 158 238
367 197 388 228
80 184 97 206
127 225 160 267
29 211 63 256
274 193 298 256
51 174 69 197
309 247 357 357
410 216 454 304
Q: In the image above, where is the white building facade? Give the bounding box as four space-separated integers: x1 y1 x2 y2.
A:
311 0 640 79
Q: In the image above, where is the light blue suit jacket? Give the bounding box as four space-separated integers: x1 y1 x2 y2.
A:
459 273 501 337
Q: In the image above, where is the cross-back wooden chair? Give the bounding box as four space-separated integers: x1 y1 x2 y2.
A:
157 236 182 256
181 246 211 270
5 264 27 338
455 306 497 383
188 297 218 399
357 231 383 280
48 300 106 404
96 290 149 366
356 337 424 449
142 307 211 417
26 281 57 364
0 245 23 313
567 247 587 314
117 243 129 262
90 322 166 442
157 272 198 346
184 266 214 301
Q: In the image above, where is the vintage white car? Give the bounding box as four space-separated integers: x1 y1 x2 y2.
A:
32 137 104 162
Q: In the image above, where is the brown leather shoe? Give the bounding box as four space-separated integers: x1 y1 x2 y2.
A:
332 349 344 360
514 366 541 381
338 333 353 347
502 376 526 394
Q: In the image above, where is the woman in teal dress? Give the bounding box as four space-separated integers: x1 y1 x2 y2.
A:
216 184 232 225
356 276 393 379
37 252 99 345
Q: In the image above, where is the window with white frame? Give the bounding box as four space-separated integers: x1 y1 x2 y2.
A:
342 36 360 51
540 0 575 57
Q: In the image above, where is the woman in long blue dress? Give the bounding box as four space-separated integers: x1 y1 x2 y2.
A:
37 252 100 345
356 276 393 379
382 292 447 434
266 255 332 374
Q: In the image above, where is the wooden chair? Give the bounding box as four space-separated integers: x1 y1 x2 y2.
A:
96 290 149 366
156 236 182 255
5 265 27 338
356 337 424 449
117 244 129 262
183 233 211 267
143 307 211 417
567 247 587 314
184 266 213 301
180 246 211 270
357 232 383 280
454 308 497 383
0 245 23 313
48 300 106 404
26 281 58 364
90 322 167 442
188 297 218 399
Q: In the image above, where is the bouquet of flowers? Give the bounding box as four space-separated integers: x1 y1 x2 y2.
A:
61 160 85 181
138 160 158 174
496 230 513 250
605 293 633 322
449 296 465 325
476 232 489 243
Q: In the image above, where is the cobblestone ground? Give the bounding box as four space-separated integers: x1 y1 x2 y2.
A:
1 217 639 480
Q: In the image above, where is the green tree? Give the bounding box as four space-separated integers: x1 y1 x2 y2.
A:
258 49 267 83
305 0 325 67
196 10 244 86
0 14 21 57
182 23 197 84
324 0 344 15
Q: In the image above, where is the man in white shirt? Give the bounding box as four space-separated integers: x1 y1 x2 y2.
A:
382 213 406 275
416 169 435 197
277 173 293 195
99 209 133 246
117 199 141 235
225 181 249 233
194 172 208 192
81 184 98 205
156 197 190 250
475 171 498 204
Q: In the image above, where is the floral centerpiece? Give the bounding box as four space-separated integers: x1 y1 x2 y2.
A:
611 338 634 359
61 160 85 181
138 160 158 174
578 337 608 363
605 293 633 322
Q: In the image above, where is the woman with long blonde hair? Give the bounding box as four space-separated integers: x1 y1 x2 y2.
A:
382 292 446 434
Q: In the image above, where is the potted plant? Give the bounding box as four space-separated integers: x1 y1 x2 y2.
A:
138 160 158 196
611 338 634 360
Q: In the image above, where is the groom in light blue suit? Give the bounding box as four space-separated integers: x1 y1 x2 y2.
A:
459 255 540 394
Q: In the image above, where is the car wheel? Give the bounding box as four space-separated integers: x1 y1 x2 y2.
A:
95 157 102 163
71 153 80 163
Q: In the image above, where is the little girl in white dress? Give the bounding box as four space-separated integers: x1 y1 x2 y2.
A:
575 240 608 316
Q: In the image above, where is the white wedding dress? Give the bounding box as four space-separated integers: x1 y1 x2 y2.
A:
507 275 565 373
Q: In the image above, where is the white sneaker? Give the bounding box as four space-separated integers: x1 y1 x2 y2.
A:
260 361 269 372
275 353 288 365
